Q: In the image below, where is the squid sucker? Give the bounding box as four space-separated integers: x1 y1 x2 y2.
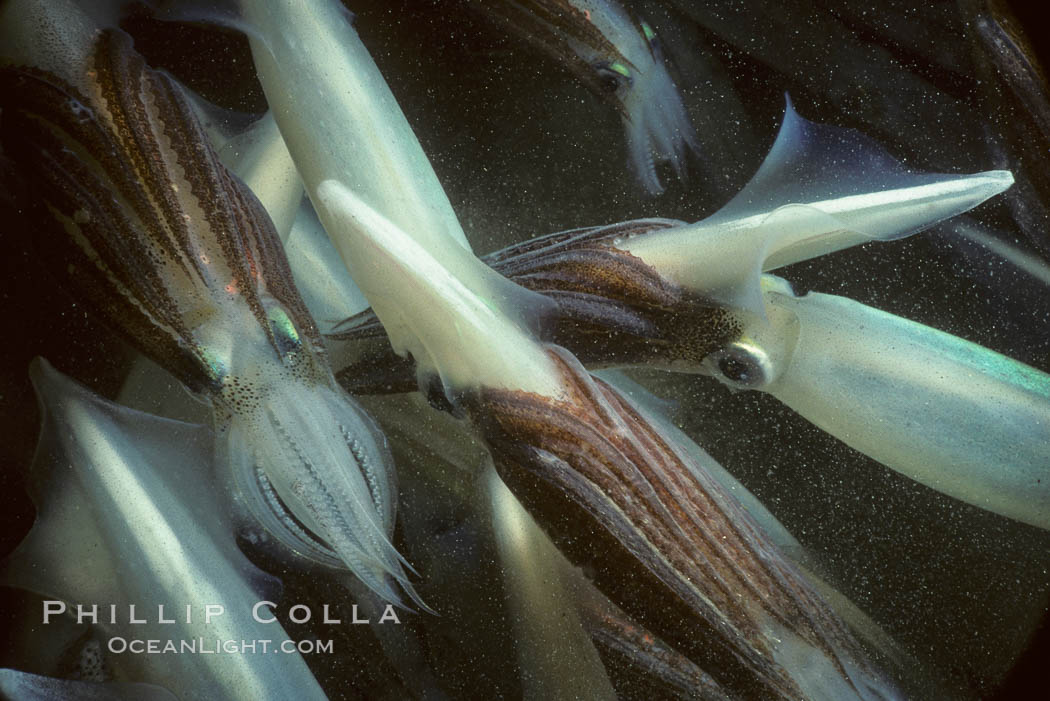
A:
0 21 419 608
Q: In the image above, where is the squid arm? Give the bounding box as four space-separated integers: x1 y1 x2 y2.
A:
1 359 327 701
119 107 442 683
161 36 452 690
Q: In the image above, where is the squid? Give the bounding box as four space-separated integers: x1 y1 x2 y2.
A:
362 379 923 697
211 111 682 695
0 359 327 701
318 171 904 700
494 100 1049 530
474 0 699 194
336 97 1049 531
241 0 907 696
0 0 420 608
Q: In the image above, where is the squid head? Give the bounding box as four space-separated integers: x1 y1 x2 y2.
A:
477 0 699 194
0 1 421 609
703 275 1050 530
596 15 699 195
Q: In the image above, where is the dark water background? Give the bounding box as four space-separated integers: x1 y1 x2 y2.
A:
2 0 1050 698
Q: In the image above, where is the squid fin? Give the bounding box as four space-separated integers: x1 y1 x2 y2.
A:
626 96 1013 316
714 95 1014 271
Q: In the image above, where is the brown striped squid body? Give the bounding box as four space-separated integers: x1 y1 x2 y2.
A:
471 346 898 700
0 18 420 607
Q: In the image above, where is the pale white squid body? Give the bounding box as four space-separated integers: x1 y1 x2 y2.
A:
315 191 911 700
284 200 373 332
217 112 304 243
620 98 1014 316
613 100 1048 528
237 0 472 257
711 276 1050 530
240 0 563 399
2 360 327 701
570 0 699 194
315 179 564 399
485 465 617 700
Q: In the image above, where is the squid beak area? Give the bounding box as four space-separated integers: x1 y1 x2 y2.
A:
464 347 848 700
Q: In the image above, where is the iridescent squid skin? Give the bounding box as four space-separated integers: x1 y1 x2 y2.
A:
0 28 420 607
478 0 699 194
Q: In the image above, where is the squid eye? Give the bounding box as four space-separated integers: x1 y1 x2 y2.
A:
199 347 228 386
265 304 303 356
708 342 775 389
640 21 665 61
594 61 633 92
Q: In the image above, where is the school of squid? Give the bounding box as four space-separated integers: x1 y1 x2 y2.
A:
1 0 1049 699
